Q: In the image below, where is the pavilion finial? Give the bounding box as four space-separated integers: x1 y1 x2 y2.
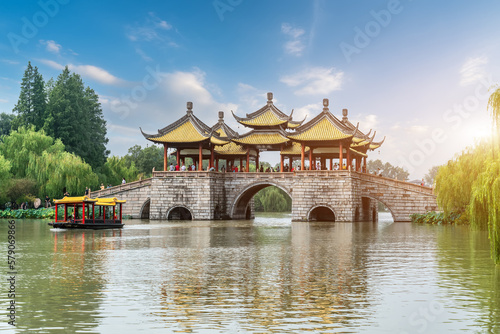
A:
342 108 348 122
267 92 273 104
323 98 329 112
187 101 193 114
218 111 224 121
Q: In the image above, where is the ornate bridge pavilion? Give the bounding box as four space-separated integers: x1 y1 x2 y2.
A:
110 93 437 222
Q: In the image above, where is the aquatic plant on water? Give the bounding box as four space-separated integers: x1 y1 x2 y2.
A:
410 211 462 225
0 208 55 219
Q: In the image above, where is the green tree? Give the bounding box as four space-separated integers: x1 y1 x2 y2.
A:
44 67 109 169
254 186 291 212
0 126 62 178
100 156 139 186
0 113 15 136
0 126 97 199
367 159 409 181
12 62 46 131
0 154 11 183
424 165 440 185
27 150 98 198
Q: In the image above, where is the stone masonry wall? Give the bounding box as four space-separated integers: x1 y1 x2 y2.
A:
118 171 437 222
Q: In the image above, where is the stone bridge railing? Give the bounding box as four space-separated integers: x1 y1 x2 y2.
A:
352 172 434 195
90 178 152 198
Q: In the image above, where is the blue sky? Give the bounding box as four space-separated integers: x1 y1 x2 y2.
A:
1 0 499 178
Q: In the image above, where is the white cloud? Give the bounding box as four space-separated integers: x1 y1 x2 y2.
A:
39 59 125 85
40 40 62 54
1 59 19 65
294 102 322 121
281 23 305 56
0 98 8 103
409 125 429 134
127 12 173 42
281 67 344 96
351 114 378 133
460 56 488 86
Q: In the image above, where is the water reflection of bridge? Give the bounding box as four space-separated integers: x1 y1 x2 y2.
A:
91 170 437 222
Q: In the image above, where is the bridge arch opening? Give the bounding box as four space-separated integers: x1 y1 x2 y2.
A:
361 196 395 222
308 205 336 222
167 206 193 220
231 182 292 220
140 198 150 219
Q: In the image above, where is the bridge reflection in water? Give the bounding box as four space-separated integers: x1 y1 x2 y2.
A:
91 170 437 223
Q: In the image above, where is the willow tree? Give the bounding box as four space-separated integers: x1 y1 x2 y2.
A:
0 126 62 178
27 150 98 198
467 88 500 263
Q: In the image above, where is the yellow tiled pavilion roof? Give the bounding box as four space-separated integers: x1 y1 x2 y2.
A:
350 148 367 157
287 121 302 129
351 140 369 148
237 110 288 127
280 142 310 155
288 118 352 142
215 128 227 137
210 135 230 145
141 103 213 145
214 142 247 155
148 121 209 143
232 132 290 145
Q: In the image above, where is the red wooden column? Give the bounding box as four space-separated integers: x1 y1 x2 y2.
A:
346 148 351 170
163 144 168 171
255 149 260 171
210 146 214 169
280 145 284 172
339 142 343 169
301 144 305 170
55 204 58 222
198 143 203 171
363 156 367 173
246 148 250 172
239 158 243 171
309 148 313 170
176 149 180 167
216 158 219 171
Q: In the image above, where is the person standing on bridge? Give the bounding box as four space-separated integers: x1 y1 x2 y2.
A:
122 178 126 184
100 183 105 190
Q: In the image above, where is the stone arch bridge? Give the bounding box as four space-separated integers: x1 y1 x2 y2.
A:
90 171 437 222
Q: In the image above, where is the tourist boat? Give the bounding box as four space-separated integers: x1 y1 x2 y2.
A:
48 196 126 229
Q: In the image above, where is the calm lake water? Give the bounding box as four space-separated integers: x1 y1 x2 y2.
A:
0 212 499 333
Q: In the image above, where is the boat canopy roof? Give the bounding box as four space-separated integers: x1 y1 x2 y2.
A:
95 197 126 206
54 196 97 204
54 196 126 206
